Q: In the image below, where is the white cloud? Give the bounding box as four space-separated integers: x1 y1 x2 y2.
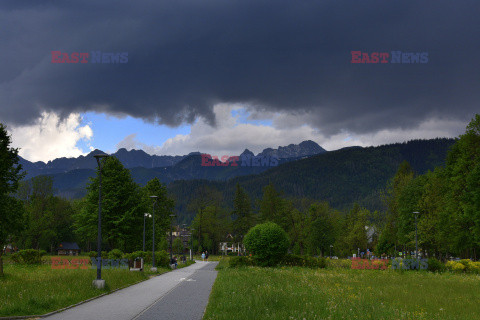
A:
321 118 465 151
115 104 466 157
8 112 93 162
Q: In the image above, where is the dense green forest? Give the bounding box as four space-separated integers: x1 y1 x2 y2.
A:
169 137 455 222
1 115 479 262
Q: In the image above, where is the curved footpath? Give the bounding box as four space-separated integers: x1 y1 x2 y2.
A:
44 261 218 320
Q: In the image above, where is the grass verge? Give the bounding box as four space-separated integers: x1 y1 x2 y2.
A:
204 266 480 320
0 262 172 317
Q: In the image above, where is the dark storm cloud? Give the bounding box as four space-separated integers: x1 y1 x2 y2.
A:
1 0 479 134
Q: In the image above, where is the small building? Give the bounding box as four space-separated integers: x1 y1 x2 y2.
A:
219 234 245 255
168 226 192 250
57 242 81 256
3 244 17 254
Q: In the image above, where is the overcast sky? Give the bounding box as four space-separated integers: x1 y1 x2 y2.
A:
1 1 479 162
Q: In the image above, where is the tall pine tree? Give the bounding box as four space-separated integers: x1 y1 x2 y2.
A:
232 183 254 239
0 124 24 276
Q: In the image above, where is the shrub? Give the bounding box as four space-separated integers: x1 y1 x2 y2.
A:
229 256 256 267
427 258 445 272
452 262 466 272
101 251 108 259
87 251 97 258
10 252 20 264
12 249 42 264
470 261 480 274
445 259 480 274
243 222 289 267
445 260 456 271
155 250 170 268
144 251 153 264
108 249 124 260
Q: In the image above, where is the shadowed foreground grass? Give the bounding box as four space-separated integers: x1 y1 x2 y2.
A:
204 266 480 320
0 263 171 317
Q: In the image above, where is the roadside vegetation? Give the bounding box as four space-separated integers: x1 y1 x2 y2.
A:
205 260 480 320
0 263 166 317
0 251 194 317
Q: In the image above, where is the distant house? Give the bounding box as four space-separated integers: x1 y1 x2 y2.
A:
57 242 81 256
168 226 192 250
219 234 245 255
3 244 17 254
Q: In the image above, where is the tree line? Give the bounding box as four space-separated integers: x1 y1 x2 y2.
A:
377 114 480 260
1 114 479 278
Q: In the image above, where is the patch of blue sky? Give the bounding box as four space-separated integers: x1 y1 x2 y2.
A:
77 112 191 153
231 108 272 127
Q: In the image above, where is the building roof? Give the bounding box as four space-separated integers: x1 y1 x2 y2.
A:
57 242 80 250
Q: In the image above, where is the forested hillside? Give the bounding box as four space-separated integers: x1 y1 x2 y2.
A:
169 138 455 221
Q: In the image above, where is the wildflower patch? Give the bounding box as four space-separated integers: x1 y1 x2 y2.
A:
351 258 388 270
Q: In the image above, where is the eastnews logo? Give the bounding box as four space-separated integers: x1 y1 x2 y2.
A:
51 51 128 63
351 51 428 64
201 154 279 167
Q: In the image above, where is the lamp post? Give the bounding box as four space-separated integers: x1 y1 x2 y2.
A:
150 196 158 272
330 245 333 258
413 211 419 260
190 228 195 261
93 153 108 289
169 214 176 261
143 213 152 252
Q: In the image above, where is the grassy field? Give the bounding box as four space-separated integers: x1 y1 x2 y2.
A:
204 262 480 320
0 258 194 317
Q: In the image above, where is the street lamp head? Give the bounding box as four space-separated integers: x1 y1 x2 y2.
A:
93 153 109 167
150 195 158 201
413 211 420 214
93 153 109 159
144 213 152 218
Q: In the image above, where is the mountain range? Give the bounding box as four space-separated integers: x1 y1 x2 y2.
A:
18 140 327 198
17 138 457 224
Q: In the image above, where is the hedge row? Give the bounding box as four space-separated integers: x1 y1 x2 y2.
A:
85 250 170 268
10 249 47 264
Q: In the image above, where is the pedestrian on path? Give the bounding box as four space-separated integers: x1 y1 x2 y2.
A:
205 251 209 261
201 252 205 261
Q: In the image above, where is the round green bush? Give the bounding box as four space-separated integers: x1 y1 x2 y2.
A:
243 222 289 267
108 249 124 259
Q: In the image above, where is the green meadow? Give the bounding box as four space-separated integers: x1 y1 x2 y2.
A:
204 261 480 320
0 258 194 317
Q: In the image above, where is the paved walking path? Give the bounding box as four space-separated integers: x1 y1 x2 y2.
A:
44 261 218 320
